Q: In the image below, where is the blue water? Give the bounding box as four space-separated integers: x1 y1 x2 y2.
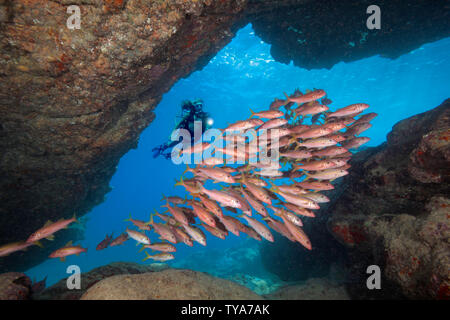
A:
26 24 450 287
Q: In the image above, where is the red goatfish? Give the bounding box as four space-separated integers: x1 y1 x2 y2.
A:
49 241 87 261
0 241 41 257
161 203 189 225
182 224 206 246
126 228 150 245
296 137 337 148
96 233 113 251
284 90 326 104
294 103 329 117
242 178 272 205
296 159 348 171
296 180 334 191
269 98 287 110
280 216 312 250
202 224 228 240
341 137 370 149
27 214 77 243
141 243 176 253
124 214 151 231
143 252 174 262
284 203 316 218
327 103 369 118
170 226 193 247
195 166 236 184
148 214 178 244
218 216 240 236
188 200 217 228
275 190 320 210
224 119 264 132
250 108 284 119
109 233 129 247
263 217 296 242
240 186 268 217
197 194 224 218
240 215 274 242
305 168 348 180
200 186 243 208
259 118 288 130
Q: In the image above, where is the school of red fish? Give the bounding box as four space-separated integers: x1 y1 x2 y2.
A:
0 89 376 263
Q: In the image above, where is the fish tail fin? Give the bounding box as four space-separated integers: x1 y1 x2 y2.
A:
183 164 191 176
268 180 279 193
303 172 311 181
174 176 184 187
142 251 152 262
123 212 132 222
33 241 44 248
147 211 156 225
72 213 80 224
283 92 291 102
249 108 256 118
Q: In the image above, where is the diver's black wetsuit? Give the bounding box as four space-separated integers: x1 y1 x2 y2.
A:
152 100 211 159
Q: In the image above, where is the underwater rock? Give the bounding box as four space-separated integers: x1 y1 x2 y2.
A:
251 0 450 70
327 99 450 299
264 277 350 300
33 262 169 300
0 272 32 300
81 269 262 300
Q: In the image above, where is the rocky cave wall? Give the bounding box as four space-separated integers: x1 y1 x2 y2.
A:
0 0 449 276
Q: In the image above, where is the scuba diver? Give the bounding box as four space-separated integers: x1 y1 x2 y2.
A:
152 99 214 159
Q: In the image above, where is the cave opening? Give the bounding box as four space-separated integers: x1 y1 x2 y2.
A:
24 23 450 290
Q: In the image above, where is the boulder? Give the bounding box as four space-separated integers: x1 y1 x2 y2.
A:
81 269 262 300
327 99 450 299
0 272 31 300
33 261 169 300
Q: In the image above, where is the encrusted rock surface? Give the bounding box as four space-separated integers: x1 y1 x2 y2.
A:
33 261 169 300
327 99 450 299
0 272 31 300
1 0 449 273
80 268 262 300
